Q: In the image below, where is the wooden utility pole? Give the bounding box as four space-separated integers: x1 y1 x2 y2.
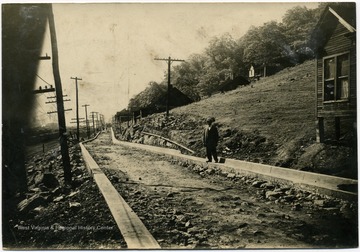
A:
82 104 90 138
96 112 100 131
91 112 98 136
48 4 71 183
154 56 185 117
99 114 104 130
71 77 82 141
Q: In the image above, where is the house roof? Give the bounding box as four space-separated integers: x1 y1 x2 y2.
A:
309 3 356 53
328 7 356 33
151 85 193 109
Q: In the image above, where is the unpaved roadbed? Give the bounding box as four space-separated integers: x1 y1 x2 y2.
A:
85 132 358 249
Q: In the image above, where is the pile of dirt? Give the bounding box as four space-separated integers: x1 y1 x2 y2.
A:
2 143 125 249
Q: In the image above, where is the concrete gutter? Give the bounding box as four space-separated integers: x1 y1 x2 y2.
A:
110 128 357 201
142 131 195 154
79 142 161 249
80 131 101 144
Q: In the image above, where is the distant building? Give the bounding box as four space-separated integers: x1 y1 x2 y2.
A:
310 4 356 143
248 63 282 81
249 65 255 79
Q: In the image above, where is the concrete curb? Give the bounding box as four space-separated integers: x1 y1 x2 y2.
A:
79 142 161 249
110 128 357 201
80 131 102 144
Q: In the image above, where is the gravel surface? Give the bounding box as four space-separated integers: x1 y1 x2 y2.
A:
85 132 358 249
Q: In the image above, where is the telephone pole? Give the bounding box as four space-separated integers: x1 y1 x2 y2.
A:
71 76 82 142
48 4 71 183
154 56 185 117
82 104 90 138
96 112 100 131
91 112 98 136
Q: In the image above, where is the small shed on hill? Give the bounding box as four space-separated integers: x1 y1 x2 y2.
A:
310 4 356 143
218 75 250 92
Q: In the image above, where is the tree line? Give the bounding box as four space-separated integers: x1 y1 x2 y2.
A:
128 3 330 110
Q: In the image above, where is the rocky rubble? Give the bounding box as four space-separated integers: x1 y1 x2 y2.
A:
98 148 358 249
113 110 357 179
3 142 125 249
169 158 357 218
114 113 278 162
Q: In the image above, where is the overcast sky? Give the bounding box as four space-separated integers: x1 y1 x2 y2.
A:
32 2 319 126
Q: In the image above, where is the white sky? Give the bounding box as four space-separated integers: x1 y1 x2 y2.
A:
32 2 319 126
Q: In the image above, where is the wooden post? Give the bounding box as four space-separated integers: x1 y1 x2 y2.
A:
48 4 72 183
119 116 122 134
316 117 325 143
82 104 90 139
71 77 82 141
91 112 96 136
167 56 171 118
263 64 267 77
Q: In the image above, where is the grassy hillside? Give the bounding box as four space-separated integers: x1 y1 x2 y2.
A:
174 60 315 162
119 60 357 179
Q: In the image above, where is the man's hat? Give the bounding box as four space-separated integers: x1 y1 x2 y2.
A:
207 117 215 123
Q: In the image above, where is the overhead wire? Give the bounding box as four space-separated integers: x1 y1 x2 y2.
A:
36 73 53 86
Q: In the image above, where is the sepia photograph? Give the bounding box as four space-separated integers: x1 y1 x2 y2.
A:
2 1 358 249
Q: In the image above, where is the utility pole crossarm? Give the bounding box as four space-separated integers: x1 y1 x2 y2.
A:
47 95 67 99
32 86 55 94
154 57 185 64
45 99 70 104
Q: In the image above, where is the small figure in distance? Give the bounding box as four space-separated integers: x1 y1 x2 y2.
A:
203 117 219 163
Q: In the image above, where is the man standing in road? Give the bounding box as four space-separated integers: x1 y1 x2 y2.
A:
203 117 219 163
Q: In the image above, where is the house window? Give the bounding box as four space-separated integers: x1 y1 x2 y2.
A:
323 53 350 101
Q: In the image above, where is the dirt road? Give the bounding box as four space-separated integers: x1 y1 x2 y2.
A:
85 132 357 249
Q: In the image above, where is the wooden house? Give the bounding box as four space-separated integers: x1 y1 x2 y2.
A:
310 4 356 143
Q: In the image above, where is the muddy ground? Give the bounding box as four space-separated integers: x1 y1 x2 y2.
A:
86 132 358 249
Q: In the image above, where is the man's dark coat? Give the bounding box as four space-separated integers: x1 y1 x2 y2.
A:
203 125 219 147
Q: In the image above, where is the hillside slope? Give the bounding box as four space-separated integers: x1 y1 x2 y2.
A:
118 60 357 179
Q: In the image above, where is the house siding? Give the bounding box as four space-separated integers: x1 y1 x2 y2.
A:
316 21 356 118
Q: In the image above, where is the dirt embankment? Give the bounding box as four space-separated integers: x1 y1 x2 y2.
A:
3 143 125 249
